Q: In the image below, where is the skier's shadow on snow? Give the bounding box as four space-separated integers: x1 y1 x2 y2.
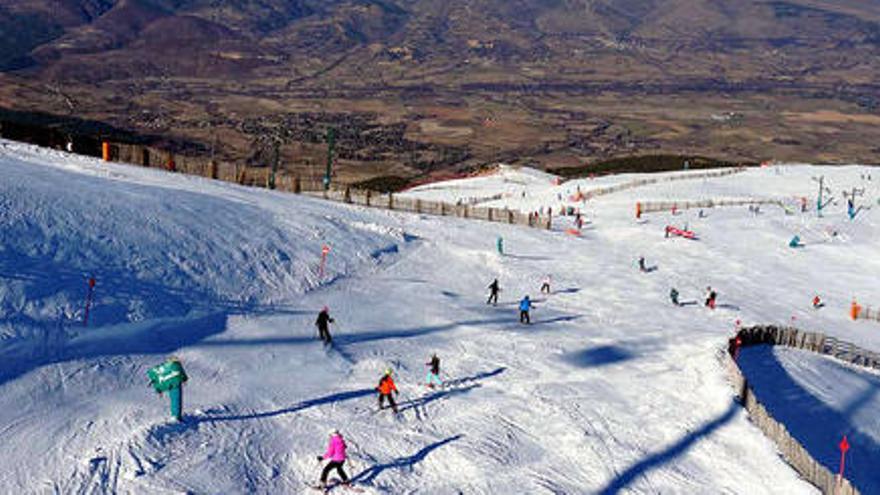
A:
397 367 507 414
503 254 552 261
509 314 584 331
351 435 463 485
198 316 516 350
398 384 481 413
162 388 376 431
444 367 506 387
556 287 581 294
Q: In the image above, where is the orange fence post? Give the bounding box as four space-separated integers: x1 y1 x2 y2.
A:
850 300 862 320
635 202 642 219
102 142 110 161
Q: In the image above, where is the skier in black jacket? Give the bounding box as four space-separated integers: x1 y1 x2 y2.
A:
487 279 500 306
316 306 335 345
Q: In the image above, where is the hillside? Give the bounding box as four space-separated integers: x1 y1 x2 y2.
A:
0 0 879 183
2 140 880 492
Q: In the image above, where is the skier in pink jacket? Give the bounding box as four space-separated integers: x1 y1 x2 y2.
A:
317 429 350 488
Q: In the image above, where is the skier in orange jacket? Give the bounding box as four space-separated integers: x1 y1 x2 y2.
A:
376 368 399 413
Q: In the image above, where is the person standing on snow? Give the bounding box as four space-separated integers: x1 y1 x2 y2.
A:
496 236 504 256
705 287 717 309
315 306 335 345
670 288 680 306
376 369 399 413
317 429 350 489
425 354 442 388
519 295 532 324
540 275 551 294
487 279 500 306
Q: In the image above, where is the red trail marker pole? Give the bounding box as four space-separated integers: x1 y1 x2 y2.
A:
83 277 96 327
319 245 331 278
836 435 850 495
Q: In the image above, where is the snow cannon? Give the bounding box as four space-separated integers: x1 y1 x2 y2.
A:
148 358 188 421
148 358 188 394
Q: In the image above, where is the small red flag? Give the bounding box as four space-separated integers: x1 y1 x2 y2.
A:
840 436 850 453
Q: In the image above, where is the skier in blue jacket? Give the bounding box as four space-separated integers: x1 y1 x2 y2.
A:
519 295 532 324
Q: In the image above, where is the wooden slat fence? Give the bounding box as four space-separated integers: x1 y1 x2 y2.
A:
581 167 746 201
724 325 873 495
638 197 784 216
94 140 554 229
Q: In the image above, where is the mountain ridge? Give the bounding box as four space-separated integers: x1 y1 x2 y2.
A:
1 0 879 182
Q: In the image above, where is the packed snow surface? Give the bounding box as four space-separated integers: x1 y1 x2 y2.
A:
1 143 878 494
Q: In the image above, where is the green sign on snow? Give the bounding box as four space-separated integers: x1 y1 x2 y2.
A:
147 359 188 393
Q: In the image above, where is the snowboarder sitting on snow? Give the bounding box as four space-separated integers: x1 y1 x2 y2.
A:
315 306 335 345
705 287 717 310
487 279 500 306
540 275 551 294
317 429 350 489
376 369 399 413
638 257 647 272
425 354 442 389
519 295 532 324
812 295 824 309
670 288 680 306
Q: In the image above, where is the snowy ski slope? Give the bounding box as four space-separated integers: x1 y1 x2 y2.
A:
1 140 878 494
